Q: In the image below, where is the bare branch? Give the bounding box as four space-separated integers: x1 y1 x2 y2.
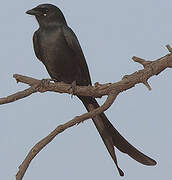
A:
1 48 172 180
0 86 37 105
16 93 117 180
1 52 170 107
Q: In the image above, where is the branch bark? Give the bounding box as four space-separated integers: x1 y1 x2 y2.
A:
1 51 171 107
1 45 172 180
16 93 117 180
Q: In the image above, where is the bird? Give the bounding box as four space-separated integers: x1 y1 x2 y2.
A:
26 4 156 176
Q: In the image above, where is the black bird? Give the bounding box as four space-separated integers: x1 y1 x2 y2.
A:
26 4 156 176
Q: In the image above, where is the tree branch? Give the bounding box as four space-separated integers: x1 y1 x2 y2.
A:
16 93 117 180
1 45 172 180
0 50 171 107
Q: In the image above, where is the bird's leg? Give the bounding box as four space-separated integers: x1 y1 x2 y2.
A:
71 80 77 98
41 78 51 86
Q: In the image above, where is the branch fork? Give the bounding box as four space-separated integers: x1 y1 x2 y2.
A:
1 45 172 180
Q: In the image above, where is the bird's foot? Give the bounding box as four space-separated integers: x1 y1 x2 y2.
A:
38 78 51 92
50 78 59 83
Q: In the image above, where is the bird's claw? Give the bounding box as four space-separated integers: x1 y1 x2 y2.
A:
50 78 58 83
41 78 51 86
38 79 51 92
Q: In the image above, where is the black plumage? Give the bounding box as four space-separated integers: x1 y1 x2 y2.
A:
26 4 156 176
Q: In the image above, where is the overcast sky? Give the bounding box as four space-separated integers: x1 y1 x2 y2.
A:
1 1 172 180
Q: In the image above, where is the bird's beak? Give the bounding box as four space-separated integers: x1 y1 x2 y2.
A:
26 8 42 16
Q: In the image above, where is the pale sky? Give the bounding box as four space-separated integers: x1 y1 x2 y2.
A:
1 1 172 180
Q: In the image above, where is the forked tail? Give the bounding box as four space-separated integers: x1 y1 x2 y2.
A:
78 96 156 176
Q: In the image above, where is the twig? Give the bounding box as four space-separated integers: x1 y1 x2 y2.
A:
0 86 37 105
1 45 172 179
16 93 117 180
166 44 172 53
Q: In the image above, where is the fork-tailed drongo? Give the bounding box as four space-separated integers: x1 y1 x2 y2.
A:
26 4 156 176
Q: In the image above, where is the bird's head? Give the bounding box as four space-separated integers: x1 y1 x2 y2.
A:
26 4 67 27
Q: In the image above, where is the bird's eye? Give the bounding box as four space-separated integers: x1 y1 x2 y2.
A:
43 9 48 17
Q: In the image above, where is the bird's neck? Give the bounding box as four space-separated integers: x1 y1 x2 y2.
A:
36 17 67 29
40 22 64 29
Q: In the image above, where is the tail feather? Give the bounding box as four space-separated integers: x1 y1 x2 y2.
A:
78 96 156 176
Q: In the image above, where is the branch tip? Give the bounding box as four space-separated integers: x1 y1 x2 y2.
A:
143 81 152 91
166 44 172 53
132 56 145 62
132 56 152 68
13 74 19 83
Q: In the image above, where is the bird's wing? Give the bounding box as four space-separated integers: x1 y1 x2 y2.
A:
62 26 91 85
33 30 42 61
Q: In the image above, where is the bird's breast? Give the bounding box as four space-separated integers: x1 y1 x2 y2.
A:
37 27 77 82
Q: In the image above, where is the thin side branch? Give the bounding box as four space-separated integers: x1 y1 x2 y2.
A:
16 93 117 180
0 86 37 105
1 45 172 180
132 56 152 68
